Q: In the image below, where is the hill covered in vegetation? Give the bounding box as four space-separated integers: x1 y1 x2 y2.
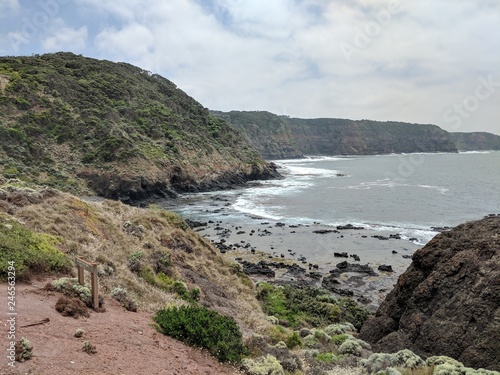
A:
0 53 278 202
214 111 500 159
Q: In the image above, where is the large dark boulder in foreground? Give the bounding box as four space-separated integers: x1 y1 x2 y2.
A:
359 215 500 371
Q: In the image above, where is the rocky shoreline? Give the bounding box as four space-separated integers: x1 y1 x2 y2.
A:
187 215 426 311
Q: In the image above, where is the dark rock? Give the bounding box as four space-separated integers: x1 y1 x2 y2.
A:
377 264 394 272
392 250 398 254
306 272 322 279
313 229 340 234
430 226 452 232
185 219 207 228
322 275 355 296
330 262 378 277
238 260 275 278
359 216 500 371
389 234 401 239
337 224 365 230
351 254 360 261
372 235 389 240
334 252 349 258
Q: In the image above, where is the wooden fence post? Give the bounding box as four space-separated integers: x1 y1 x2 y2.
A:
75 257 99 311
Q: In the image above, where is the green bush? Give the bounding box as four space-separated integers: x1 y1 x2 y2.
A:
285 331 302 349
257 283 343 328
154 305 245 363
0 217 70 280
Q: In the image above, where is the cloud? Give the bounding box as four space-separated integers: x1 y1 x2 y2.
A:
0 0 20 16
42 24 88 51
3 0 499 134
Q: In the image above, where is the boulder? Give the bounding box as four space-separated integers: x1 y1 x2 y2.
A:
359 216 500 371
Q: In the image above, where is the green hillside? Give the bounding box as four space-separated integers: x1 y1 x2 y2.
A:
0 53 276 201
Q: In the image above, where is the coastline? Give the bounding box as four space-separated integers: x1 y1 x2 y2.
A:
192 216 423 311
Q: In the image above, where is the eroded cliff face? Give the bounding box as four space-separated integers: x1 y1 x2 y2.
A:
359 215 500 371
216 111 463 158
287 118 458 155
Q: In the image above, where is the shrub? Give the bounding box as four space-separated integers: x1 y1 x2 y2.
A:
331 333 350 346
74 328 85 338
285 331 302 349
111 287 138 312
338 338 363 356
55 295 89 318
15 337 32 362
315 352 339 363
325 323 356 336
241 354 285 375
257 283 344 328
0 217 70 280
338 298 369 329
154 305 244 363
362 350 425 373
82 341 97 355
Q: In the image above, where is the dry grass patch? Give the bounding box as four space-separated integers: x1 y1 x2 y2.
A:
0 184 271 332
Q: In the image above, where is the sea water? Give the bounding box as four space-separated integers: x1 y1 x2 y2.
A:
160 151 500 246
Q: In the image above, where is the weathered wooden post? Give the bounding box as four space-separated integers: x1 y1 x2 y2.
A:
75 257 99 311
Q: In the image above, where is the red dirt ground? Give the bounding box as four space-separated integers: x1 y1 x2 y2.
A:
0 279 241 375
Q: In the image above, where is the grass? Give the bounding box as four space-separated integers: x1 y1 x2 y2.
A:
256 282 368 329
0 214 70 280
0 183 271 333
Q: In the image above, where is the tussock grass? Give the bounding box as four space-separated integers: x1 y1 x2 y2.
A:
0 184 271 332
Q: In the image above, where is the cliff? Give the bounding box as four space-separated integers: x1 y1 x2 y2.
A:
449 132 500 151
215 111 500 158
359 215 500 371
0 53 278 202
211 111 303 159
286 117 456 155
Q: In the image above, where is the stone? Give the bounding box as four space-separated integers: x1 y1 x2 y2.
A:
378 265 393 272
359 216 500 371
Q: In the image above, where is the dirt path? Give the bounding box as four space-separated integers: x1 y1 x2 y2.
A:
0 280 240 375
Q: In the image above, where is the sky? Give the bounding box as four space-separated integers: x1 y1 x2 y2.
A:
0 0 499 134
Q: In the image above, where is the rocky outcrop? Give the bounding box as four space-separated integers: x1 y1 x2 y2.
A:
77 162 280 203
359 215 500 371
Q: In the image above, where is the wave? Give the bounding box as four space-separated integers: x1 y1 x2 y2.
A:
282 165 344 179
334 179 448 194
274 156 353 163
232 197 283 220
458 150 492 154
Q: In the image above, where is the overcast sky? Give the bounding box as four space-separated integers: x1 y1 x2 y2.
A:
1 0 499 134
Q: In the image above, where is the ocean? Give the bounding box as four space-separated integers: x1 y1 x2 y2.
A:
160 151 500 246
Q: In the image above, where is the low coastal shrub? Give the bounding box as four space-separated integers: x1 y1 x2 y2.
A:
154 305 245 363
241 354 285 375
110 287 138 312
15 337 32 362
338 338 363 356
257 283 347 328
0 216 70 280
362 350 425 373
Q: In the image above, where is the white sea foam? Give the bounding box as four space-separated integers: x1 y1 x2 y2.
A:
282 165 344 179
458 150 492 154
232 197 283 220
